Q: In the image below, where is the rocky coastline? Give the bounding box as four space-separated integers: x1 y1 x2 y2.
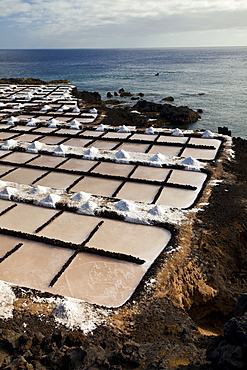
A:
0 79 246 369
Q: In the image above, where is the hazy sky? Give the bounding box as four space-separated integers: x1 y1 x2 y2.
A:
0 0 247 48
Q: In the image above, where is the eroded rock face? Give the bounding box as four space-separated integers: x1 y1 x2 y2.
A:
207 294 247 369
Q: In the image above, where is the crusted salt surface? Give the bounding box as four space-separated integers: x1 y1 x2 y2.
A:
0 281 16 319
40 194 61 208
115 199 136 212
70 191 91 203
53 298 108 333
171 128 184 137
202 130 214 138
115 149 130 160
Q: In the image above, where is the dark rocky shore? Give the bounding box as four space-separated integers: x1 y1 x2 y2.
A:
0 80 246 369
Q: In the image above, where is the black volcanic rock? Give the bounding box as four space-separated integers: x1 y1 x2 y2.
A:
133 100 200 125
71 88 102 105
207 294 247 369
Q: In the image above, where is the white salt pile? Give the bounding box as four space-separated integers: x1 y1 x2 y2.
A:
41 194 61 208
14 103 24 110
7 116 18 125
115 199 136 212
69 119 81 130
130 110 141 114
1 139 18 150
53 298 107 333
117 125 131 133
29 185 48 195
40 105 51 112
89 108 97 114
48 118 60 127
26 118 38 126
115 149 130 160
0 281 16 319
27 141 43 153
80 200 97 213
202 130 214 138
84 147 99 157
96 124 107 131
151 153 166 163
171 128 184 137
72 107 80 113
149 205 165 216
70 191 91 203
54 144 68 156
181 156 202 170
0 180 7 188
0 186 18 199
145 126 156 134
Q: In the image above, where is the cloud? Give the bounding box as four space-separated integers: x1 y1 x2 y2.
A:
1 0 247 47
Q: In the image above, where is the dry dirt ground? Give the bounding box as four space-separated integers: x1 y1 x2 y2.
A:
0 99 246 368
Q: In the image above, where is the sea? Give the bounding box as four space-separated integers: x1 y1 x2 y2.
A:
0 47 246 138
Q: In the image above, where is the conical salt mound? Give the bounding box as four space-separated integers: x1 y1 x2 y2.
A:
84 147 99 157
1 139 17 150
117 125 131 133
41 194 61 207
202 130 214 138
29 185 48 195
181 156 200 166
80 201 97 213
0 187 18 199
151 153 166 162
27 141 43 152
115 149 130 159
149 205 165 216
145 127 155 135
70 191 91 203
115 199 135 212
171 128 184 137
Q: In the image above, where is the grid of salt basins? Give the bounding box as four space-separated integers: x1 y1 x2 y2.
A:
0 84 223 307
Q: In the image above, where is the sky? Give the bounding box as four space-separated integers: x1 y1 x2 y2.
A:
0 0 247 48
